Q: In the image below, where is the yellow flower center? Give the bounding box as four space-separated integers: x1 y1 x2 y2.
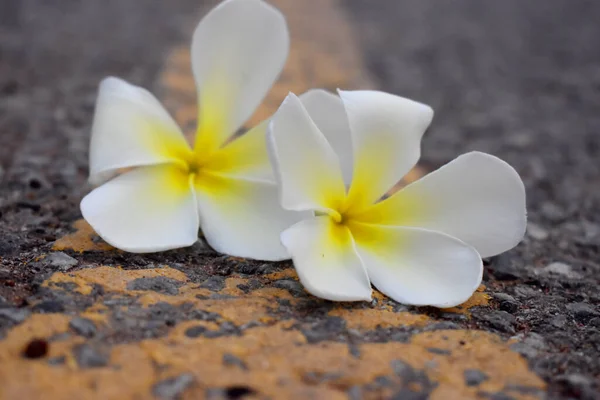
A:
317 209 344 224
186 158 203 175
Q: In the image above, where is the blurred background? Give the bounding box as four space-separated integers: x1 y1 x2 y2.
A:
0 0 599 398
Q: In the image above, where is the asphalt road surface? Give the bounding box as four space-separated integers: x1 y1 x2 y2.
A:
0 1 598 399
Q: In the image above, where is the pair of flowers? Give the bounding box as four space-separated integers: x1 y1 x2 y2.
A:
81 0 526 307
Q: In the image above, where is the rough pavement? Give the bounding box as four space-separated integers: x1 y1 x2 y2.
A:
0 0 599 399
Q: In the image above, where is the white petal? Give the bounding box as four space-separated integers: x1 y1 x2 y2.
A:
281 217 372 301
350 223 482 308
299 89 353 185
339 90 433 211
205 89 350 183
80 165 199 253
192 0 289 151
353 152 527 258
267 93 346 213
195 175 307 261
89 77 191 185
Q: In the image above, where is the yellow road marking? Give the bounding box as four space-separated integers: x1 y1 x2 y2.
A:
0 265 545 400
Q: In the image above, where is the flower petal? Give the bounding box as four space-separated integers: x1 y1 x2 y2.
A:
203 120 273 181
80 165 199 253
349 222 482 308
339 90 433 211
202 89 344 182
351 152 527 258
281 217 372 301
299 89 353 185
195 174 307 261
89 77 192 185
267 93 346 213
192 0 289 152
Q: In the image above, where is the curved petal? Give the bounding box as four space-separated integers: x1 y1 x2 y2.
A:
351 152 527 258
349 222 482 308
195 174 307 261
202 120 273 181
339 90 433 211
204 89 351 183
89 77 192 185
281 217 372 301
299 89 353 185
267 93 346 213
192 0 289 152
80 165 199 253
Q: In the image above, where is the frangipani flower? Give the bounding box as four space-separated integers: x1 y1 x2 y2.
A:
80 0 309 259
267 90 527 307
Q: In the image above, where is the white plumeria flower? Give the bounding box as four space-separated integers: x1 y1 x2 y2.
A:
80 0 318 259
267 90 527 307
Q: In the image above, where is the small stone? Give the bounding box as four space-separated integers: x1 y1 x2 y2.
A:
477 310 516 334
256 263 277 274
390 332 411 342
348 386 362 400
185 325 207 338
153 374 195 400
540 262 582 279
566 302 598 323
512 285 540 299
492 293 520 313
127 277 182 295
424 322 460 331
208 293 235 300
589 318 600 328
223 353 247 370
69 317 96 338
44 252 78 271
391 359 418 381
272 279 306 297
510 333 547 358
0 307 30 323
426 347 451 355
577 220 600 245
74 344 108 368
550 314 567 328
219 321 239 335
199 276 225 292
190 309 220 321
464 369 488 386
526 222 548 240
439 312 468 322
186 240 214 255
540 202 565 222
556 374 596 399
0 234 20 257
33 300 65 313
47 356 66 365
301 317 346 343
